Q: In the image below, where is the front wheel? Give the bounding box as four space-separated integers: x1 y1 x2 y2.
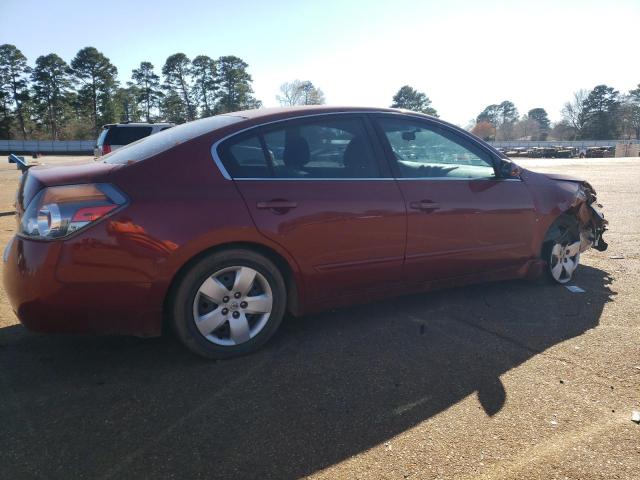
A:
542 216 581 284
548 242 581 284
170 249 287 359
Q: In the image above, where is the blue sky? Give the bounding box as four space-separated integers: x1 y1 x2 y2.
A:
1 0 638 126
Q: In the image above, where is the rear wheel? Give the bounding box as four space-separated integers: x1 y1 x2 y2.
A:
171 249 286 359
542 216 581 284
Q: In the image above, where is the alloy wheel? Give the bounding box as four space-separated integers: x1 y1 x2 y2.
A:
549 241 581 284
192 266 273 346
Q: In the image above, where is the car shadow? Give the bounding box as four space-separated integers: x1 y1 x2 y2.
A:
0 265 614 479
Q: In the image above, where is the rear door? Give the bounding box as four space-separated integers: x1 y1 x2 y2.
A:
216 114 407 305
371 114 536 283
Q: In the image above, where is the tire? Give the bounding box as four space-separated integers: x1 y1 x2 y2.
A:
541 215 581 285
170 249 287 359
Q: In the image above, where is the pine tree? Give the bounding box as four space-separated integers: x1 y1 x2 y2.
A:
131 61 162 122
162 53 196 121
0 44 31 139
70 47 119 134
391 86 438 116
215 56 261 113
191 55 217 117
31 53 73 140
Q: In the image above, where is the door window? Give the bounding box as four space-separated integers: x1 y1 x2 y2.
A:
376 117 496 179
226 135 271 178
218 117 381 179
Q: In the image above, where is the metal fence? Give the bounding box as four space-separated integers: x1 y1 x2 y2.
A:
1 138 639 155
0 139 95 154
489 140 640 148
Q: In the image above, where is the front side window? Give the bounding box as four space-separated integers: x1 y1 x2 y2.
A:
218 116 381 179
376 117 496 179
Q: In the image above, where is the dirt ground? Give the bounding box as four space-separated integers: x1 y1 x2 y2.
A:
0 155 639 480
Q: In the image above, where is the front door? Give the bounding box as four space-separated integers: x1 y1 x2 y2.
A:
372 114 536 283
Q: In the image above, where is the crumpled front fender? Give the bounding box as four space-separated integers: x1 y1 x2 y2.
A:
521 169 608 254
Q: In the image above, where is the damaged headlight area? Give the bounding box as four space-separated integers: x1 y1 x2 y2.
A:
572 182 608 253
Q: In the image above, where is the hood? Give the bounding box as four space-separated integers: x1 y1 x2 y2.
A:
541 172 586 183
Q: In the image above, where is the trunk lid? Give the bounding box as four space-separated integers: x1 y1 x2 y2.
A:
16 160 123 216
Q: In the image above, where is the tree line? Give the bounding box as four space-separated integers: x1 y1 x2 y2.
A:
375 83 640 142
0 44 261 140
370 83 640 142
2 42 638 142
470 84 640 141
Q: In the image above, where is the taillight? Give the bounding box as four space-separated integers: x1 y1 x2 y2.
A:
20 184 126 240
71 205 118 222
102 144 112 154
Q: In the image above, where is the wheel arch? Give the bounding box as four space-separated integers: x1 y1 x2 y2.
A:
162 241 303 332
539 211 580 258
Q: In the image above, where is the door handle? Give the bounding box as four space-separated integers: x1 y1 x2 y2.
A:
256 200 298 213
410 200 441 212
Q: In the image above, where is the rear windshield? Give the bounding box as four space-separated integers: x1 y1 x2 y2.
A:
103 115 244 164
104 126 152 145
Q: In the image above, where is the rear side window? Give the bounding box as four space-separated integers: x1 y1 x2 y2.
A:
226 136 271 178
105 126 152 145
218 116 381 179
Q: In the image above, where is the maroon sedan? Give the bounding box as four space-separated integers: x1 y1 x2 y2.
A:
2 106 607 358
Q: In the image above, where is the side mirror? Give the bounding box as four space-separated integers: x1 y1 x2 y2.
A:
498 158 522 179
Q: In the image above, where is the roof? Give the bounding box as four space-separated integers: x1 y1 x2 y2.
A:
102 122 174 128
224 105 412 121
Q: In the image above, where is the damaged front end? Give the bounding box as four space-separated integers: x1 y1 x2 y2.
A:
571 182 608 253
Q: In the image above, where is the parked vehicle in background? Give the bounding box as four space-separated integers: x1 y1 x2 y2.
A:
94 122 174 157
533 147 551 158
506 147 528 158
554 146 575 158
584 146 614 158
3 106 608 359
526 147 576 159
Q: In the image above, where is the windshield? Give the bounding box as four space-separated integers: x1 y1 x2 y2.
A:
103 115 244 164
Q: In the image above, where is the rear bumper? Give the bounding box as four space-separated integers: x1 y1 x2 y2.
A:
2 235 162 337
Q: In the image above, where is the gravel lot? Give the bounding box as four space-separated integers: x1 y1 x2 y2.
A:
1 156 639 479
